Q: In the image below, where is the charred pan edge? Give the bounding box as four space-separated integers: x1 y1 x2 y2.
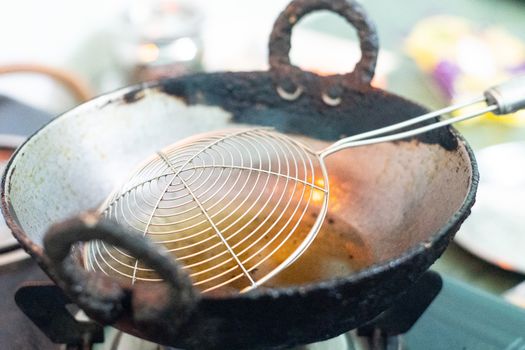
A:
159 71 459 151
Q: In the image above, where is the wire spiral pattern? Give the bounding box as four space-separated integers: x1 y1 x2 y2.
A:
84 128 328 293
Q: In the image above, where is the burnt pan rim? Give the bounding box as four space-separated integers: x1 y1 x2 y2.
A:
1 71 478 301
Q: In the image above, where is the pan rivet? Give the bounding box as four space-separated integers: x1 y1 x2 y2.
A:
276 85 303 101
322 93 341 106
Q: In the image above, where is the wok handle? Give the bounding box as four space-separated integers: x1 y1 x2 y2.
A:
269 0 378 104
43 211 199 329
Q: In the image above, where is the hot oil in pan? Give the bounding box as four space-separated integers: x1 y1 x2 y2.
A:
153 210 373 291
82 206 373 293
265 136 374 288
263 212 374 288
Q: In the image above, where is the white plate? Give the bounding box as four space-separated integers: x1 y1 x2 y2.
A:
454 141 525 274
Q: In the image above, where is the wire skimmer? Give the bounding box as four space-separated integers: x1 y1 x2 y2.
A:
84 76 525 294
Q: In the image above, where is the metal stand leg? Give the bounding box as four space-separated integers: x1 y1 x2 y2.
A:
15 282 104 350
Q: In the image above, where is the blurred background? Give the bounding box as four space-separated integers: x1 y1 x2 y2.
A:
1 0 525 305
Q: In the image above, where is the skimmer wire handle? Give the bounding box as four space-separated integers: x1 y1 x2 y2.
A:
320 76 525 157
269 0 378 104
43 211 198 329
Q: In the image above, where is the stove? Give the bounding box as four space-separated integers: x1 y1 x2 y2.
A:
1 96 525 350
3 256 525 350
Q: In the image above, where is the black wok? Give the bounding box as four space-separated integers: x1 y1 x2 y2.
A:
1 0 476 348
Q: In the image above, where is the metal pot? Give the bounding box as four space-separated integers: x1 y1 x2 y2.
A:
1 0 477 349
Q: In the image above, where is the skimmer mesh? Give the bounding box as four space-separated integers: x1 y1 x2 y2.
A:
83 129 328 293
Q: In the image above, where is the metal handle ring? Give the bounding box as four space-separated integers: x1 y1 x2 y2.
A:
268 0 379 104
43 211 198 327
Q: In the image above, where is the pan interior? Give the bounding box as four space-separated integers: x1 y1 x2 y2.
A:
4 87 472 286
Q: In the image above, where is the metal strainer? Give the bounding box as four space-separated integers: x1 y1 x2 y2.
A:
84 77 525 294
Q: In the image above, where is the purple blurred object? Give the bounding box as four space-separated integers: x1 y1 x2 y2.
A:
509 62 525 74
432 60 460 99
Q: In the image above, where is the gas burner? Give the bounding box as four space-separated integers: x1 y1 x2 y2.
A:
96 329 176 350
13 268 525 350
95 329 398 350
98 329 399 350
14 271 442 350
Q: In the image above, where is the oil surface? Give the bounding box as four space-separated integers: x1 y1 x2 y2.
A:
82 208 373 294
264 212 373 288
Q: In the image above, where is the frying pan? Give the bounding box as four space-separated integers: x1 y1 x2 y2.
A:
1 0 477 349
